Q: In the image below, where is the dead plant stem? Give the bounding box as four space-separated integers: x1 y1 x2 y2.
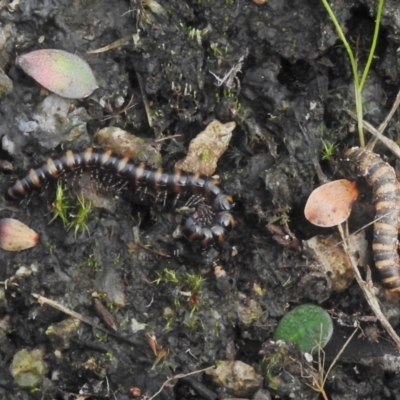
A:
336 224 400 350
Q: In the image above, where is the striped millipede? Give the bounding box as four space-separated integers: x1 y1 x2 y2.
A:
345 147 400 294
4 148 235 245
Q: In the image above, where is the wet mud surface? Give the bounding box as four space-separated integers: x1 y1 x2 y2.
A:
1 0 400 399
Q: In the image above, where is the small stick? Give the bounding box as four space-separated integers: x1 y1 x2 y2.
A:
346 87 400 157
148 366 215 400
32 293 140 347
336 225 400 350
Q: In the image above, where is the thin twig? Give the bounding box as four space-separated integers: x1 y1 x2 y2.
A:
336 225 400 350
322 326 359 387
346 86 400 158
347 109 400 158
148 366 215 400
32 293 140 347
32 293 108 330
87 34 137 54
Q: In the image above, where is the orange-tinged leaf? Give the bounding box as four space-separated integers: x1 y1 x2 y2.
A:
17 49 98 99
304 180 359 227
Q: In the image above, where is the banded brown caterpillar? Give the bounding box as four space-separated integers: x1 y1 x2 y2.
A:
345 147 400 294
5 148 235 245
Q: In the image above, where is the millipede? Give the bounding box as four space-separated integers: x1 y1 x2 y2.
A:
345 147 400 294
4 148 235 245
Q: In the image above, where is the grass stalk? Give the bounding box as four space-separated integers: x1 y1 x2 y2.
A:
320 0 385 148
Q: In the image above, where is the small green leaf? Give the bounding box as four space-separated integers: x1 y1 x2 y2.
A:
17 49 98 99
273 304 333 352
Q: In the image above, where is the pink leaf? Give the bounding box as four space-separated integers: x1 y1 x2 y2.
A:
17 49 98 99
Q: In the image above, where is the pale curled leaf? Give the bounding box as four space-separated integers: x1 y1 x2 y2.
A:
17 49 98 99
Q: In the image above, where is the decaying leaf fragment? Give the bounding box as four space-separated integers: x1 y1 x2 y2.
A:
304 231 368 292
94 127 162 167
0 218 39 251
175 120 235 175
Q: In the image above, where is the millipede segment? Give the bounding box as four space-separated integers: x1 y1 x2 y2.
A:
5 148 235 245
345 147 400 293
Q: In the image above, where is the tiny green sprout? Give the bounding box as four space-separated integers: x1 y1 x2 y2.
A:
30 388 40 394
80 256 100 271
190 302 200 315
106 351 114 361
163 268 180 284
234 99 241 110
45 241 56 253
95 333 107 342
210 43 222 56
50 181 70 226
262 344 289 386
68 195 92 236
119 317 129 329
188 27 202 45
152 271 164 285
173 298 181 308
184 315 198 330
222 88 235 98
321 139 338 161
213 321 221 338
185 273 206 294
164 315 176 330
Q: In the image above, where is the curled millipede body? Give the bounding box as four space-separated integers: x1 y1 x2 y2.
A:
5 148 235 245
345 147 400 293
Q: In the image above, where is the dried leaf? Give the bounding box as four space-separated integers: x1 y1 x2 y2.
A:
0 218 39 251
304 231 367 291
304 179 359 227
175 120 235 175
94 127 162 167
17 49 98 99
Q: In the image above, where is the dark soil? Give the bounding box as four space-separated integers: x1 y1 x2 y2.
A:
1 0 400 399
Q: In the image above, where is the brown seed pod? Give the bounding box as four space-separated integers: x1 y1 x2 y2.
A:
0 218 39 251
304 180 359 227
